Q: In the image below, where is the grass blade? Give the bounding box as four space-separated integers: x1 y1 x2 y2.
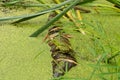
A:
12 0 73 23
0 0 72 22
30 0 80 37
0 8 56 21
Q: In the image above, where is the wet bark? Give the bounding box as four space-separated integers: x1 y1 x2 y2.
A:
45 12 77 78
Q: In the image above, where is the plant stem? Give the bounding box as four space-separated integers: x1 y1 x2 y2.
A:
30 0 80 37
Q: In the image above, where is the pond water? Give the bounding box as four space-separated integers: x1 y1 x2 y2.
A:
0 2 120 79
0 13 53 80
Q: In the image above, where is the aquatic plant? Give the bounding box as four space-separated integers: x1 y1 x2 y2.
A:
0 0 120 79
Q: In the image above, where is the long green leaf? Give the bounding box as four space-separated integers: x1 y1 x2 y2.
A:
107 0 120 6
77 0 95 5
30 0 80 37
0 8 57 21
97 72 120 76
86 3 120 12
0 0 72 22
3 0 21 5
12 0 73 23
4 3 56 7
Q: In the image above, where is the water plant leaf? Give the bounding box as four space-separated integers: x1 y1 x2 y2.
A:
12 0 73 23
5 3 56 7
97 72 120 76
30 0 95 37
0 8 56 21
3 0 21 6
33 50 45 60
30 0 79 37
86 3 120 12
107 0 120 6
0 0 72 22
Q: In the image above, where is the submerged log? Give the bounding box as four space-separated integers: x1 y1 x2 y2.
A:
45 13 77 78
47 26 77 78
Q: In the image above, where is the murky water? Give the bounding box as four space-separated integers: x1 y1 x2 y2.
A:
0 13 53 80
0 2 120 79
